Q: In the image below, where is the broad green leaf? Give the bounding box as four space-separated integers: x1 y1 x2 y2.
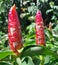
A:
20 45 58 58
20 45 44 58
0 61 12 65
44 55 50 64
0 50 13 60
16 58 22 65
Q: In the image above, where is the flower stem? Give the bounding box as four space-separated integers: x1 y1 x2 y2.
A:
39 55 44 65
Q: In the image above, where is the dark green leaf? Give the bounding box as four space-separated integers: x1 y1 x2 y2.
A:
21 56 34 65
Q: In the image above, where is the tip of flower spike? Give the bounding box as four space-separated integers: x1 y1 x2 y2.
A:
10 4 16 12
36 10 43 22
36 10 41 15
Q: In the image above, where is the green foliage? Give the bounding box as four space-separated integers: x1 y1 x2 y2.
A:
0 0 12 33
0 62 12 65
0 0 58 65
0 50 13 60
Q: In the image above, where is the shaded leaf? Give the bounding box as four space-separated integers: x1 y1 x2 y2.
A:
22 56 34 65
0 61 12 65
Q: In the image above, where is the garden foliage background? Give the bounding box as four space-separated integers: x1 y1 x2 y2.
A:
0 0 58 65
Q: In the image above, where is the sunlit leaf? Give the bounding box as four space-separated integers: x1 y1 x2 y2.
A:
0 50 13 60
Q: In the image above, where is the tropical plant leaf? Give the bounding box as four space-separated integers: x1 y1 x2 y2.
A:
0 50 13 60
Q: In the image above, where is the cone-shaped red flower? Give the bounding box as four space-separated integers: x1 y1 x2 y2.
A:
8 4 23 55
35 10 45 46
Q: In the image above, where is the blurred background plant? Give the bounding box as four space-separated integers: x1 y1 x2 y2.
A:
0 0 58 65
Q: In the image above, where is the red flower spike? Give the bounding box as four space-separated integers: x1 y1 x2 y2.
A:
35 10 45 46
8 4 23 55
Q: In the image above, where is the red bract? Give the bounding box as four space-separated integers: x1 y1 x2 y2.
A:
35 10 45 46
8 4 23 55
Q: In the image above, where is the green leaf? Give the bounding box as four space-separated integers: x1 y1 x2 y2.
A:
20 45 58 59
0 50 13 60
44 55 50 64
21 56 34 65
45 28 53 39
43 47 58 58
33 57 40 65
16 58 22 65
49 1 54 8
49 59 58 65
20 45 44 58
46 9 53 14
0 61 12 65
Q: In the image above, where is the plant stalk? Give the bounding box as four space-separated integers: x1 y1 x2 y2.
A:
39 55 44 65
